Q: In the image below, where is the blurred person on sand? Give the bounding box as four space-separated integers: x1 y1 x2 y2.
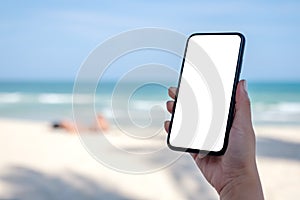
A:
164 80 264 200
52 114 109 133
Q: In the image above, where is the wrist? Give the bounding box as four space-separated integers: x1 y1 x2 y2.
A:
219 166 264 200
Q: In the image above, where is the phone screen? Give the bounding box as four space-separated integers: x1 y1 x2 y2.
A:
168 33 245 155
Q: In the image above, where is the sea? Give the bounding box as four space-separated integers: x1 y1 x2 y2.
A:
0 81 300 126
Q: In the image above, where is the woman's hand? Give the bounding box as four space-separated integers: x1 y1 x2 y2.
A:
164 80 264 200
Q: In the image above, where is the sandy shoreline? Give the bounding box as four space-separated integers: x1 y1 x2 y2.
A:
1 118 300 199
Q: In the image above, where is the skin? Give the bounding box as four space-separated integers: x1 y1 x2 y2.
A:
56 114 109 133
164 80 264 200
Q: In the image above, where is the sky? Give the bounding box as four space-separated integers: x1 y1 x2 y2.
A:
0 0 300 82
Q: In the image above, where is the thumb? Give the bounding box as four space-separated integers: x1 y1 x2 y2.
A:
232 80 253 131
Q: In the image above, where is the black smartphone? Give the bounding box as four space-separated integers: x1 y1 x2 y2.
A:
167 33 245 155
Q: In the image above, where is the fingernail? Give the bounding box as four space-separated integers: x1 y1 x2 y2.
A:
243 80 248 92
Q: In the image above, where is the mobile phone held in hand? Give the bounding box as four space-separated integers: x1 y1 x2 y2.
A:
167 33 245 155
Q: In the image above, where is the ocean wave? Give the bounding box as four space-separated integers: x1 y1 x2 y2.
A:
253 102 300 124
38 93 73 104
0 93 22 103
39 93 105 104
253 102 300 113
0 92 100 105
131 100 165 111
276 102 300 113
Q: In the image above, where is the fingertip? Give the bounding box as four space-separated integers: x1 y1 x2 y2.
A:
168 87 177 99
166 100 174 113
242 80 248 92
233 80 252 129
236 80 249 102
169 86 177 91
164 121 170 133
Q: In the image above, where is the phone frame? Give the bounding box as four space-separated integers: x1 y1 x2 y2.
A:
167 32 246 156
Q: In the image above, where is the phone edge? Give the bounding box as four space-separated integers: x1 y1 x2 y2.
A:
166 32 246 156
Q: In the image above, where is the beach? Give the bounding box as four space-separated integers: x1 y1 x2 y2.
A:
1 0 300 199
1 118 300 200
1 81 300 199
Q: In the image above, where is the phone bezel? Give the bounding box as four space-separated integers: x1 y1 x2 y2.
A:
167 32 246 156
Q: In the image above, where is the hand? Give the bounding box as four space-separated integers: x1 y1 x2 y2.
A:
164 80 264 200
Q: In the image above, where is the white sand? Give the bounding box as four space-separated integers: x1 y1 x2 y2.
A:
0 119 300 199
255 125 300 200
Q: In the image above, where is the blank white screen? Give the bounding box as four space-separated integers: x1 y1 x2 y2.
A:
169 34 242 152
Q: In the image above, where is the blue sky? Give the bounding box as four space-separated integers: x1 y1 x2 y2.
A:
0 0 300 81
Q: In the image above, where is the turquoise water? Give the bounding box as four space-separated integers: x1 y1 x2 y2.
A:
0 81 171 126
0 81 300 125
248 82 300 125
